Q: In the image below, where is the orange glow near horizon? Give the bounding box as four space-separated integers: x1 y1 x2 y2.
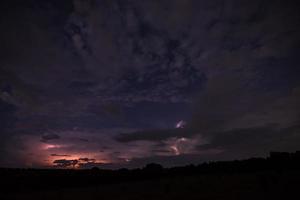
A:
43 152 111 168
22 138 113 168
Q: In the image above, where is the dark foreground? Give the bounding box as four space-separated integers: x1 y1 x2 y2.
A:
1 152 300 200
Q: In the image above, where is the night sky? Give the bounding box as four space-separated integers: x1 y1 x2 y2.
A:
0 0 300 169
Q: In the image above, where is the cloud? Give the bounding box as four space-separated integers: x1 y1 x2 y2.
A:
50 154 71 157
197 124 300 159
53 159 78 168
53 157 100 168
78 138 89 142
115 128 199 143
79 157 96 163
40 133 61 143
0 99 16 131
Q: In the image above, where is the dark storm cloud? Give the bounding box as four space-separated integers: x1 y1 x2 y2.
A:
0 100 17 131
50 154 71 157
41 133 61 143
190 83 300 135
53 157 98 168
77 162 110 169
53 159 78 168
1 0 299 116
0 99 18 166
115 128 198 142
197 124 300 159
79 157 96 163
78 138 89 142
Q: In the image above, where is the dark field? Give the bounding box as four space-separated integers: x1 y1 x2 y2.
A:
3 171 300 200
1 152 300 200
